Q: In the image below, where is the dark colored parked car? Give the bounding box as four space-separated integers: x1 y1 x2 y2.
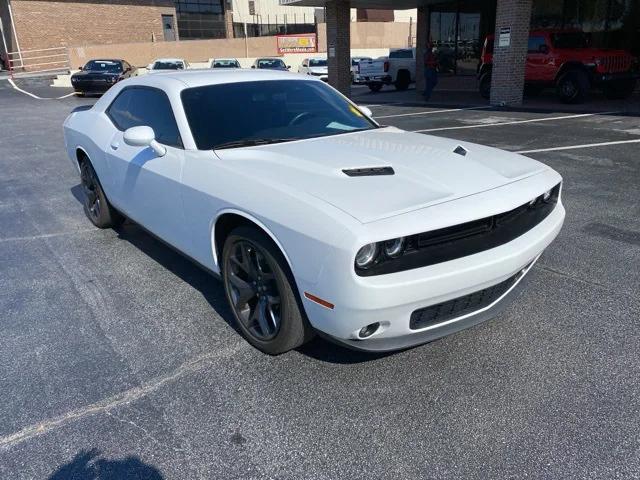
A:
71 59 134 96
251 58 290 71
478 30 638 103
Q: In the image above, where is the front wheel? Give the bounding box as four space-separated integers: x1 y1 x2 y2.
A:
222 226 314 355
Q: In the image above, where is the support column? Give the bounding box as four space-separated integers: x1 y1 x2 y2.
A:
326 0 351 97
224 10 234 39
489 0 533 106
415 6 428 98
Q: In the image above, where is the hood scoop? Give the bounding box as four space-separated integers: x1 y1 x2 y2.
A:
342 166 395 177
453 145 468 156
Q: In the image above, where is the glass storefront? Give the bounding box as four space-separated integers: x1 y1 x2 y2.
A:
532 0 640 56
428 0 496 76
428 0 639 75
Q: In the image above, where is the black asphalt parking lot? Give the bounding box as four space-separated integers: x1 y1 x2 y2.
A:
1 79 639 479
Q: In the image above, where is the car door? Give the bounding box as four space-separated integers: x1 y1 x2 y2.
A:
104 86 189 252
525 35 551 82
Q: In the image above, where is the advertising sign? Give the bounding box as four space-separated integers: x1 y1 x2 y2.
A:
276 33 317 54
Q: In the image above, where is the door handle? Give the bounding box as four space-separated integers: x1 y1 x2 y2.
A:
110 141 120 150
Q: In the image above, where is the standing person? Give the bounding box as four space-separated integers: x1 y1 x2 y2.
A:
423 41 438 100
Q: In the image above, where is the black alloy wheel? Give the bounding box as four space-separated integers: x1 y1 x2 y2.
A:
79 159 123 228
226 240 282 341
222 226 314 354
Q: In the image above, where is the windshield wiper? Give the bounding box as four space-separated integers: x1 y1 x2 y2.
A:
213 138 296 150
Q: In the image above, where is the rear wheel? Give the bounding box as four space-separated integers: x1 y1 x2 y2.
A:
479 72 491 99
556 69 590 104
368 83 383 92
602 79 636 99
79 159 124 228
394 70 410 91
222 226 314 355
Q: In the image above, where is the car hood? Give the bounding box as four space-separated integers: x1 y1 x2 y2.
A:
309 66 328 74
73 71 119 78
215 127 549 224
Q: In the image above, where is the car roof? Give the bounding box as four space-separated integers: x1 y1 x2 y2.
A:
125 68 312 89
87 59 124 63
153 58 185 62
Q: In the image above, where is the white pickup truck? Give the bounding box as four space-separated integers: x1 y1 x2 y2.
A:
358 48 417 92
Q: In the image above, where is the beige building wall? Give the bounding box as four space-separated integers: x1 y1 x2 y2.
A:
317 21 412 51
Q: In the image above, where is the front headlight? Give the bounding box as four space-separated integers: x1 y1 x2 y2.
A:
355 243 378 269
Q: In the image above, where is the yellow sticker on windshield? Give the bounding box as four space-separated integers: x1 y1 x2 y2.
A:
349 104 363 117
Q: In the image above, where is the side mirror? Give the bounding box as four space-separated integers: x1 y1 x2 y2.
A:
78 66 83 70
539 44 550 54
286 65 291 70
251 65 256 69
358 106 373 117
123 126 166 157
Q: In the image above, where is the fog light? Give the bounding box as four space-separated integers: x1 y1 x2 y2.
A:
359 322 380 338
542 189 552 202
528 198 537 207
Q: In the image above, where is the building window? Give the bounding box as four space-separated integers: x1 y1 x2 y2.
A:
175 0 226 39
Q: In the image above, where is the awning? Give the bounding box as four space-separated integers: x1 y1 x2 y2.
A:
279 0 431 8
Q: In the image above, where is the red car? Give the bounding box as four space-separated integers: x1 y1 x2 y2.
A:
478 30 638 103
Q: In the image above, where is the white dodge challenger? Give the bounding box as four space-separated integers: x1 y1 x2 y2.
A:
63 70 565 355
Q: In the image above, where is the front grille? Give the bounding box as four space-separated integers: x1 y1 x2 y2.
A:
409 265 529 330
602 55 631 73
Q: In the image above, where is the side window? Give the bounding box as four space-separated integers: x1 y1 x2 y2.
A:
528 36 547 53
107 87 182 148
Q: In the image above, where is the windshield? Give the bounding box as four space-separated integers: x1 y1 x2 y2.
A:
153 61 184 70
552 32 589 49
181 80 377 150
309 59 327 67
84 60 122 73
213 59 239 68
257 59 286 69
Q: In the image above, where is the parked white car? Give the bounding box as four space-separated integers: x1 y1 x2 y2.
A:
298 57 328 82
211 58 241 69
359 48 416 92
147 58 188 73
63 70 565 355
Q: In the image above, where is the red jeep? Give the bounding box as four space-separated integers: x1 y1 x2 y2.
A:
478 29 638 103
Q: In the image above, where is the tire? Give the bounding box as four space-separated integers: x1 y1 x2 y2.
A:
368 83 383 92
479 72 491 99
79 158 124 228
556 69 590 104
602 79 636 99
394 70 410 91
222 225 314 355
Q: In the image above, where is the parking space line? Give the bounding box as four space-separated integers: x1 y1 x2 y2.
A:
0 229 98 243
375 105 491 119
414 111 620 132
7 78 77 100
516 138 640 154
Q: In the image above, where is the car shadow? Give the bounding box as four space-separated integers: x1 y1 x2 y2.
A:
48 449 163 479
106 217 387 364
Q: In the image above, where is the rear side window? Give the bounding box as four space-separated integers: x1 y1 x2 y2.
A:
389 49 413 59
106 87 182 148
528 36 547 53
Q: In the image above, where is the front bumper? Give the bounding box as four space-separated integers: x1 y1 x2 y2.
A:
364 75 392 84
71 80 115 93
302 199 565 353
592 70 639 83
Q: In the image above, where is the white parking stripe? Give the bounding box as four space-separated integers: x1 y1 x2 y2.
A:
516 138 640 154
414 111 620 133
375 105 491 119
7 78 77 100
